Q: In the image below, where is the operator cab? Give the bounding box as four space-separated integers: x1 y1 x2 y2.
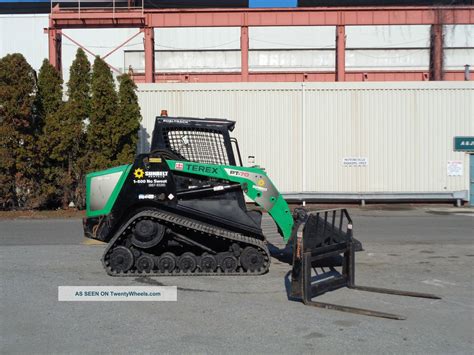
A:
150 116 243 167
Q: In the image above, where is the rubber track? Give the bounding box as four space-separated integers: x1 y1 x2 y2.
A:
102 209 271 277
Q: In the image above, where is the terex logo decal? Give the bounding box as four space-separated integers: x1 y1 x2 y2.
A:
186 164 219 174
224 168 250 178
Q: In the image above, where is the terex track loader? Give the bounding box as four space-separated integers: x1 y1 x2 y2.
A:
84 116 439 319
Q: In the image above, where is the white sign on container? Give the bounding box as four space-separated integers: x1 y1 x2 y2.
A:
343 157 368 167
447 161 463 176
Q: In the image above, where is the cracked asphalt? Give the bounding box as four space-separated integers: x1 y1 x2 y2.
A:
1 208 473 354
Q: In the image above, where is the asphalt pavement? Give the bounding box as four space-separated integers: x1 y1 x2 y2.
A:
1 207 473 354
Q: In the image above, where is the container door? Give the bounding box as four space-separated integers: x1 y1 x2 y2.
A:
470 154 474 206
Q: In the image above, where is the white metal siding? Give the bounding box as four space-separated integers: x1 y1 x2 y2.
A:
0 14 49 72
250 49 335 71
303 84 473 193
137 82 474 196
249 26 336 49
156 27 241 50
444 25 474 70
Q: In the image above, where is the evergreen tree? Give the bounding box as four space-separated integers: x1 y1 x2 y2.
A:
65 49 91 209
68 48 90 118
0 53 40 209
36 59 64 207
36 51 91 209
37 59 63 116
87 56 118 171
114 73 141 165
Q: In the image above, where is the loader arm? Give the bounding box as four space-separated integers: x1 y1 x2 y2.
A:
167 160 294 241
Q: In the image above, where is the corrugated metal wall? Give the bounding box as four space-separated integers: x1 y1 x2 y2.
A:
136 82 474 197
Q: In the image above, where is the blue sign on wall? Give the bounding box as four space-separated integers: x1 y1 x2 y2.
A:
454 136 474 152
249 0 298 8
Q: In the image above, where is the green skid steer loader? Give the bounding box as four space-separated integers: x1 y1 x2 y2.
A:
83 116 439 319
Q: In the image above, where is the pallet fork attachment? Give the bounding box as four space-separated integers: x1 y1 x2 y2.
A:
290 208 441 320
